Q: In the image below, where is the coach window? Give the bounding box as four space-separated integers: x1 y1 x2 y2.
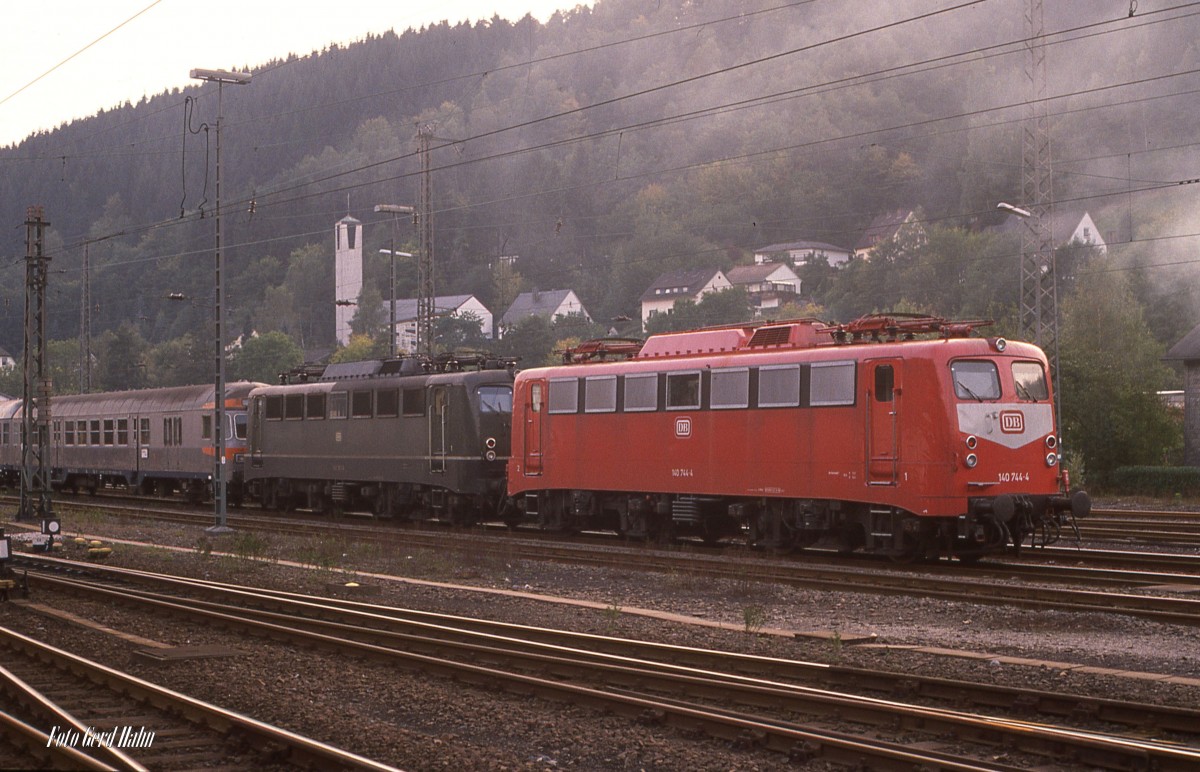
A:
549 378 579 414
478 385 513 414
285 394 305 419
624 373 658 412
328 391 348 419
140 418 151 446
265 395 284 420
377 388 400 418
91 420 102 446
810 361 856 406
306 393 327 419
351 390 373 418
402 388 425 416
584 376 617 413
666 372 701 410
758 365 801 408
1012 361 1049 401
951 360 1001 401
711 368 749 409
64 421 74 446
117 418 129 445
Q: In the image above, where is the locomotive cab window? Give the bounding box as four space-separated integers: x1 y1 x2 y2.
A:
285 394 304 419
478 385 513 414
666 372 701 410
265 396 283 420
951 360 1001 401
874 365 895 403
235 413 248 440
1012 362 1049 401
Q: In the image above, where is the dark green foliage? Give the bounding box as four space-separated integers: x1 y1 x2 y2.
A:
1098 467 1200 498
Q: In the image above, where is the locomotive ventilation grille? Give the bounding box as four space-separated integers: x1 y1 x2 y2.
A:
747 326 792 347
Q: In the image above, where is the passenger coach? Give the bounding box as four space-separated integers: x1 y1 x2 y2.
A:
508 315 1088 560
0 382 260 501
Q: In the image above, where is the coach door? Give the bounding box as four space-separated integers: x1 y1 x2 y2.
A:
522 380 545 476
429 386 447 474
866 359 901 485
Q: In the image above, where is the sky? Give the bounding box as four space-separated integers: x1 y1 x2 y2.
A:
0 0 580 147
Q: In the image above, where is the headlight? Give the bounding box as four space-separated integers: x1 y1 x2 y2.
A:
965 435 978 450
1046 452 1058 467
1045 435 1057 449
965 453 978 469
485 450 497 462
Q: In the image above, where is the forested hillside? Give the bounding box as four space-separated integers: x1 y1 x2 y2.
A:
1 0 1198 471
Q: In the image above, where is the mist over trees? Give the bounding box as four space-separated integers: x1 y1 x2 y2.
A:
1 0 1197 476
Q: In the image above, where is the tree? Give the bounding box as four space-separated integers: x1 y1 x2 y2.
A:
330 334 385 364
497 315 555 365
1058 268 1180 479
349 285 387 341
434 311 490 353
146 334 210 387
228 331 304 383
92 323 148 391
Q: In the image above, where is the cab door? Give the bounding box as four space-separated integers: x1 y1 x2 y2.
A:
867 359 901 485
429 386 448 474
522 380 545 476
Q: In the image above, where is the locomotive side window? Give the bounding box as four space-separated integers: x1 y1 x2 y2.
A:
329 392 348 419
810 361 856 406
530 383 543 413
710 368 749 409
624 373 658 412
351 390 373 418
285 394 304 419
478 385 513 414
951 360 1001 401
666 372 701 410
376 388 400 418
202 415 213 440
1012 362 1049 401
235 414 248 440
874 365 895 403
583 377 617 413
758 365 801 408
306 393 326 419
402 388 425 416
265 396 283 420
549 378 579 414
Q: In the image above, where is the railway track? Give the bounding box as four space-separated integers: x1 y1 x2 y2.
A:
0 620 400 771
12 498 1200 627
15 556 1200 771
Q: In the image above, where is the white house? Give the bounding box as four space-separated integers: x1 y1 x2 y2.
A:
388 294 493 352
0 346 14 370
500 289 591 334
639 268 731 326
991 210 1108 253
725 263 802 315
854 209 926 260
753 240 853 267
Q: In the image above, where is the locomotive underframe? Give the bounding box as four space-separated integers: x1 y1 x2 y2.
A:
516 488 1083 559
250 476 506 525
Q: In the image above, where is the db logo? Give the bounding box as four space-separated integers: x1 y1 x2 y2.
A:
674 417 692 438
1000 410 1025 433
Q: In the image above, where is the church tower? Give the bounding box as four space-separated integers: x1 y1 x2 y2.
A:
334 215 362 346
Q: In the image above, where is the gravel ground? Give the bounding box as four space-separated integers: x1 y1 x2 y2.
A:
3 512 1200 770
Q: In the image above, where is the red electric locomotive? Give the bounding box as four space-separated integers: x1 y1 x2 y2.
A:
507 314 1089 561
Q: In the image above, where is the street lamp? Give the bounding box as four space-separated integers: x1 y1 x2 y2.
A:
374 204 415 357
191 67 250 535
996 202 1032 219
